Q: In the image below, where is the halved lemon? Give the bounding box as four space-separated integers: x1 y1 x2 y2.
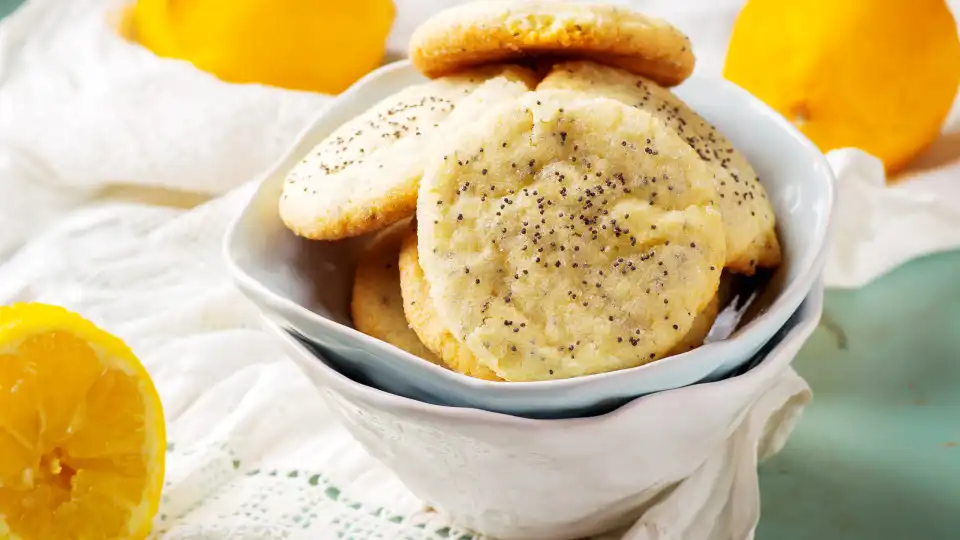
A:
0 303 165 540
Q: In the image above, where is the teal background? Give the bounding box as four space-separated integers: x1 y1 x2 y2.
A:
1 0 17 18
1 0 957 537
757 250 960 539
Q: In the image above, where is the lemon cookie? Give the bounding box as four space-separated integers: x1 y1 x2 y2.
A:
398 231 502 381
539 61 781 273
409 1 695 87
351 222 441 363
417 91 726 381
281 64 537 240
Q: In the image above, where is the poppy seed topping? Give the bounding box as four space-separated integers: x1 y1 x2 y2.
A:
416 91 725 381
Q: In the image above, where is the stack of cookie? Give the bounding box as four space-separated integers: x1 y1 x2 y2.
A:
279 1 782 382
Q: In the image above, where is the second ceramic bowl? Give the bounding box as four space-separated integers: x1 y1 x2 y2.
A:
225 60 834 418
263 281 824 540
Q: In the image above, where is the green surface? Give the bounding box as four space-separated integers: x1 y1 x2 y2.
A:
758 250 960 539
0 0 19 19
1 1 957 537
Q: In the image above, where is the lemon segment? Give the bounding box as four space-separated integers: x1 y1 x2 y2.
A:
0 303 165 540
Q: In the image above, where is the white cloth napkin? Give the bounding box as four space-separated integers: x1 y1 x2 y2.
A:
0 0 957 538
823 148 960 288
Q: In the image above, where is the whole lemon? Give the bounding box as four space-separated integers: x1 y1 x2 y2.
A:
724 0 960 173
128 0 395 94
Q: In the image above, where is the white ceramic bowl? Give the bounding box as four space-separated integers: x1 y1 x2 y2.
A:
263 280 824 540
225 60 834 418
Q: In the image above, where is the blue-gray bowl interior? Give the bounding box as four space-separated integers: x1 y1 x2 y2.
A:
226 62 833 419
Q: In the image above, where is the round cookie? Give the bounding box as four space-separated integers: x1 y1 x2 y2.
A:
538 60 781 274
351 222 441 364
281 64 537 240
417 91 726 381
398 231 502 381
409 1 695 87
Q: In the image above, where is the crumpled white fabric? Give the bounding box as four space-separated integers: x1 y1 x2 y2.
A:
823 148 960 288
0 0 955 538
616 376 810 540
0 0 328 257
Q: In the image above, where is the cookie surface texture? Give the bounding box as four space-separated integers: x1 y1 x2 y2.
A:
281 65 537 240
538 60 781 273
351 223 442 364
417 91 726 381
409 1 694 87
666 293 719 356
398 231 502 381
